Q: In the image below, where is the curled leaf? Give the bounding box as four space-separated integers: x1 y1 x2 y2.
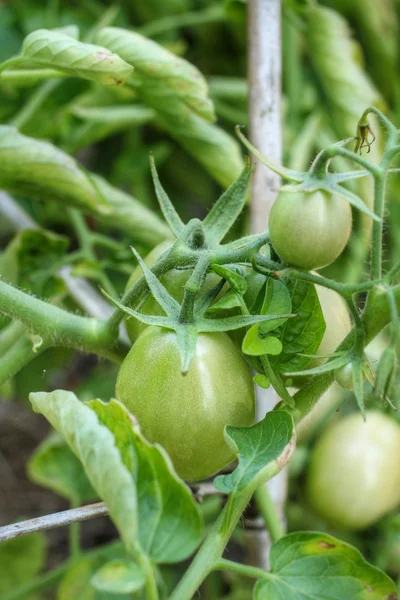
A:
20 29 133 86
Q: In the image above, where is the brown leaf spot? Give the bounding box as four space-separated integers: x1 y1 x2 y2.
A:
318 541 336 550
387 594 398 600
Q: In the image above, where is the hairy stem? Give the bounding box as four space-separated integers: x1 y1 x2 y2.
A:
371 174 386 280
0 336 50 386
0 279 123 361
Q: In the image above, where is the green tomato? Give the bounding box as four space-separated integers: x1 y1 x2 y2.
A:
334 363 354 390
307 411 400 530
269 190 352 270
116 326 255 481
125 241 221 343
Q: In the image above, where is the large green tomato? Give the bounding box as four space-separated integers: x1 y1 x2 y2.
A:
307 411 400 530
116 326 255 481
125 242 221 343
269 190 352 270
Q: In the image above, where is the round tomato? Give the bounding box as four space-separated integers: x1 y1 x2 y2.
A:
269 190 352 270
306 411 400 530
334 363 354 390
116 326 255 481
125 242 221 343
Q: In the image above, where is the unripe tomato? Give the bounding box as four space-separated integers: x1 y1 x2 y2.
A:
307 411 400 530
125 242 221 343
116 326 255 481
314 283 352 362
334 363 354 390
269 190 352 270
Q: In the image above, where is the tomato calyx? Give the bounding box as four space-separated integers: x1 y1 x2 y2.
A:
104 246 296 374
236 125 381 223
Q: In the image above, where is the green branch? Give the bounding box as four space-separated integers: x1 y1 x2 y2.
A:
0 278 124 361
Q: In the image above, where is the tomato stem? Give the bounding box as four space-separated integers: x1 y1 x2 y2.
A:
254 485 285 542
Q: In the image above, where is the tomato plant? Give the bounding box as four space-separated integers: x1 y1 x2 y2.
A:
0 2 400 599
307 411 400 530
117 326 255 480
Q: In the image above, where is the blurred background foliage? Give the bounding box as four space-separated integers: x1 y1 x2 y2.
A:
1 0 400 597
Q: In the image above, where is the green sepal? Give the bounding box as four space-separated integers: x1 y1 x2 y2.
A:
195 313 295 333
352 359 366 419
236 126 305 182
283 352 353 378
149 154 184 238
130 246 180 317
203 162 253 246
373 346 397 404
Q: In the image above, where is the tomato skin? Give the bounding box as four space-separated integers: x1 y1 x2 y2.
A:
334 363 354 390
269 190 352 270
307 411 400 530
125 242 221 343
116 326 255 481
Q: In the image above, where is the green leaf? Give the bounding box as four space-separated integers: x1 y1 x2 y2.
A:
214 411 294 494
273 280 325 373
89 398 203 563
29 390 138 553
259 278 292 334
20 29 133 86
1 229 68 295
211 264 248 294
254 531 396 600
28 432 97 504
197 312 295 333
94 27 215 121
0 533 46 594
306 4 384 139
58 545 129 600
206 289 243 315
253 374 270 389
0 126 170 246
203 164 252 245
91 559 145 595
242 328 282 356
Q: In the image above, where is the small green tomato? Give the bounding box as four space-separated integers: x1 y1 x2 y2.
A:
334 363 354 390
269 190 352 270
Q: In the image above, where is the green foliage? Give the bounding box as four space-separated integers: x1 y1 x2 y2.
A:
254 532 396 599
214 411 294 494
0 532 46 595
28 431 97 504
29 390 138 552
272 280 326 373
19 28 134 86
91 559 145 595
89 398 203 563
